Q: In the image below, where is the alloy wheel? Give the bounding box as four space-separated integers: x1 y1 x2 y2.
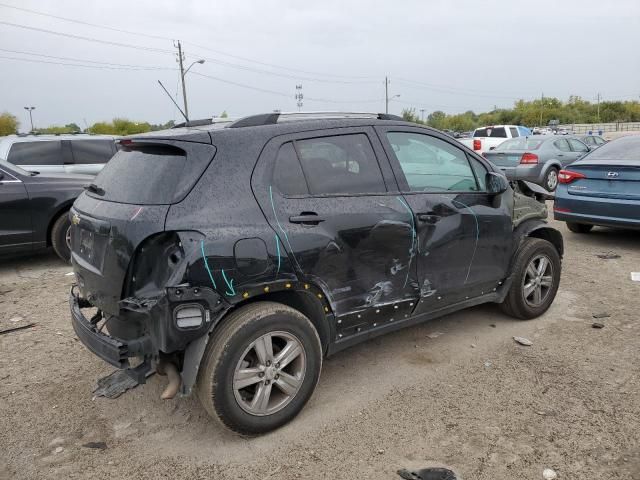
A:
233 331 306 416
522 254 554 307
65 226 72 250
546 170 558 190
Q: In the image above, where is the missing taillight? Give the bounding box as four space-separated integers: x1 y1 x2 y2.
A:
558 170 586 184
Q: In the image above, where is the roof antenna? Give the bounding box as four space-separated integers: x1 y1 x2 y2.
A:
157 80 188 123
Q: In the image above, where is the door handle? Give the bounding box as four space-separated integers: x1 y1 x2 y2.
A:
289 212 325 225
417 213 440 223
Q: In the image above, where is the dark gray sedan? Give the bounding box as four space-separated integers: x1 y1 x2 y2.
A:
483 135 590 191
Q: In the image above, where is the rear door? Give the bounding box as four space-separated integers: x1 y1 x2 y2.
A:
0 166 32 253
568 138 589 163
252 127 418 324
376 127 512 312
67 139 116 175
6 141 65 174
553 138 579 167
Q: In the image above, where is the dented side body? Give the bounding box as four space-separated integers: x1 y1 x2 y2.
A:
69 119 562 393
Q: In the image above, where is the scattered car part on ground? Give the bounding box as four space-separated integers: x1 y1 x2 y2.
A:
553 135 640 231
68 112 563 434
483 135 590 191
0 134 119 176
0 161 92 261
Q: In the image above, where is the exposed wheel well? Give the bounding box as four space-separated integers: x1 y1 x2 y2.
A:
223 290 331 354
46 203 74 247
527 227 564 257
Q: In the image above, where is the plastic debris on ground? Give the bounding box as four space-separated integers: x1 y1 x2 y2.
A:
397 467 457 480
592 322 605 329
596 252 620 260
543 468 558 479
631 272 640 282
592 312 610 319
426 332 444 339
93 370 142 399
513 336 533 346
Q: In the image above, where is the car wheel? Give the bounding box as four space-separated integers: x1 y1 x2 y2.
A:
566 222 593 233
500 238 561 320
544 167 559 191
51 212 72 262
197 302 322 435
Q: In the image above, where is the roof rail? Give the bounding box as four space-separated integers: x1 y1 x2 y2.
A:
172 117 233 129
228 112 404 128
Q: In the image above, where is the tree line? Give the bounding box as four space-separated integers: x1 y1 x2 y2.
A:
402 96 640 131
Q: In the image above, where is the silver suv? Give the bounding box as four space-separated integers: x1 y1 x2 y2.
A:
0 134 118 175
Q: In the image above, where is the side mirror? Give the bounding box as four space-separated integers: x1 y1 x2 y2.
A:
486 172 509 195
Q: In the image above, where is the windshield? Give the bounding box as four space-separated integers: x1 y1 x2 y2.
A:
474 127 507 138
495 138 544 151
585 136 640 161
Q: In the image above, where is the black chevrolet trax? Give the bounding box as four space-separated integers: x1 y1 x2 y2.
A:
69 113 563 434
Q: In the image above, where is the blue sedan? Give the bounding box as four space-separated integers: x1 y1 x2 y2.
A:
554 135 640 232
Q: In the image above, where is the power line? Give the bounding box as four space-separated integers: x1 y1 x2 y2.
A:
0 2 172 41
0 21 174 55
394 78 534 100
0 55 176 71
0 48 172 69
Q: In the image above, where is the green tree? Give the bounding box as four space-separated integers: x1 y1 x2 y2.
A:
401 108 422 124
0 112 19 136
89 118 151 135
427 111 446 129
220 110 229 118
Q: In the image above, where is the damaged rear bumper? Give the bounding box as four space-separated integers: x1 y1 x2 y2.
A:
70 288 153 369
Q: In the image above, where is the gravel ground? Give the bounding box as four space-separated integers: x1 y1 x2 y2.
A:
1 213 639 480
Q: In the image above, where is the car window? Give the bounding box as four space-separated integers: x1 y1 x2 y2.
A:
517 126 532 136
273 142 308 195
386 132 480 193
474 127 507 138
509 127 518 138
554 139 571 152
495 138 544 151
468 157 487 191
568 139 589 153
7 141 63 166
583 136 596 145
71 140 115 164
295 134 386 195
595 137 606 145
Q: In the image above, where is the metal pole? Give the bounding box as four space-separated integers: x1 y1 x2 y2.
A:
177 41 189 120
385 76 389 114
24 106 35 132
420 109 425 123
596 92 601 123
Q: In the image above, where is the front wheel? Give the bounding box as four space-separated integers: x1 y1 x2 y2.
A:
543 167 559 191
197 302 322 435
566 222 593 233
501 238 561 320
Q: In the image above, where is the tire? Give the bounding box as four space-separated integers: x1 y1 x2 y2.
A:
51 212 72 262
197 301 322 435
543 167 559 192
500 238 561 320
566 222 593 234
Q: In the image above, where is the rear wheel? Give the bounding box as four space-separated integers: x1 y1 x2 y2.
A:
544 167 559 191
51 212 72 262
501 238 561 320
566 222 593 233
197 302 322 435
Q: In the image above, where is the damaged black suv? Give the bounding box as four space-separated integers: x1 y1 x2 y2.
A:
69 112 563 434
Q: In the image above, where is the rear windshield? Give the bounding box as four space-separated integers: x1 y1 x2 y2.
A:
92 145 188 205
585 137 640 161
495 138 544 151
474 127 507 138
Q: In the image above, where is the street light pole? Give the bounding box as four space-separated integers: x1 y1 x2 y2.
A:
175 40 205 121
24 106 35 132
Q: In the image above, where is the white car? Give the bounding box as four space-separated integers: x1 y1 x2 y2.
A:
458 125 532 155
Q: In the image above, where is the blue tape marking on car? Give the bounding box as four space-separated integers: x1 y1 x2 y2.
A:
269 185 300 270
200 239 217 289
274 233 282 277
396 196 416 288
450 198 479 284
221 269 236 296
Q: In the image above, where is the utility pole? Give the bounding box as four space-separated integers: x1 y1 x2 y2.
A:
175 41 188 120
295 84 303 111
24 106 35 132
420 108 425 123
596 92 601 123
385 76 389 114
539 92 544 127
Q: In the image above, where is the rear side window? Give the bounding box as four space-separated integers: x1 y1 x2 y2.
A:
554 139 571 152
7 141 62 166
93 145 187 205
71 140 115 164
295 134 386 195
273 142 307 195
568 139 589 153
583 136 596 145
509 127 518 138
594 137 606 145
474 127 507 138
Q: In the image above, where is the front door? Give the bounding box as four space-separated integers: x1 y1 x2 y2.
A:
252 128 418 323
376 127 511 313
0 167 32 254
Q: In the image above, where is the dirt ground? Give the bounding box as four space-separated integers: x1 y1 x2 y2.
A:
1 213 638 480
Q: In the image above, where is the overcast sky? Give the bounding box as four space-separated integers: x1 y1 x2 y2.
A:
1 0 639 129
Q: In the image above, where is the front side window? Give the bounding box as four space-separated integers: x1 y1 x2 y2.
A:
583 136 596 146
7 141 63 166
295 134 386 195
568 139 589 153
387 132 480 193
594 137 606 145
71 140 115 164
